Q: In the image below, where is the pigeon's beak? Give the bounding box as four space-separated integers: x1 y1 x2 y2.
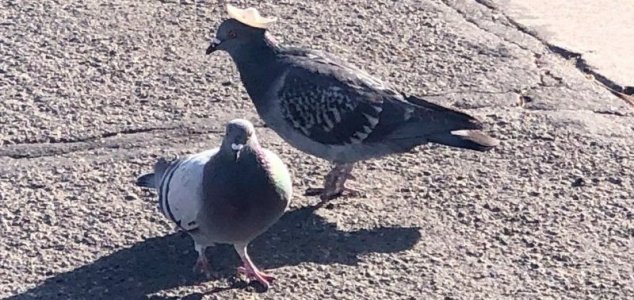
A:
231 143 244 161
206 38 222 55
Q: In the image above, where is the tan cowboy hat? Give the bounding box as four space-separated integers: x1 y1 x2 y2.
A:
226 4 277 29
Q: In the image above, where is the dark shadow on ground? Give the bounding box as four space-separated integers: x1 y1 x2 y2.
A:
10 206 421 299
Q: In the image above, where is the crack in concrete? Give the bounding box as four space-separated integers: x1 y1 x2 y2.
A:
470 0 634 99
0 123 271 160
440 0 536 53
0 127 221 160
422 89 519 97
441 0 634 110
438 0 559 105
546 45 634 97
1 143 144 160
2 126 178 146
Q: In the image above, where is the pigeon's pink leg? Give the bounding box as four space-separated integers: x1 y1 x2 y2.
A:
192 243 212 278
320 163 360 201
234 243 274 288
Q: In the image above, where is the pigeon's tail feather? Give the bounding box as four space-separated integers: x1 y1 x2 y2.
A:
428 130 499 151
405 95 483 129
136 173 158 188
402 95 499 151
137 157 174 189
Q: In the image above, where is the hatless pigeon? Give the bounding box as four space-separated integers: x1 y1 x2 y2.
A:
206 5 498 201
136 119 292 288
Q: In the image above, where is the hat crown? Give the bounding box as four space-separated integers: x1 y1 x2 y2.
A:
226 4 277 29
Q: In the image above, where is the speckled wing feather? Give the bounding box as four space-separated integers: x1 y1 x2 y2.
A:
277 48 408 146
276 48 484 146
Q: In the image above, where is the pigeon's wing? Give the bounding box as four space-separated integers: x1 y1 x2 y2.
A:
276 49 417 146
277 48 485 146
158 149 219 231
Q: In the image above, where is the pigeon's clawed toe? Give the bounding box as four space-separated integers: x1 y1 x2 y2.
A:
304 163 359 200
192 243 214 279
237 265 275 288
193 255 213 279
319 163 358 201
234 243 275 289
319 186 362 202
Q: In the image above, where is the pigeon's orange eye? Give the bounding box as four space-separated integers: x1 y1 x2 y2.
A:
228 30 237 38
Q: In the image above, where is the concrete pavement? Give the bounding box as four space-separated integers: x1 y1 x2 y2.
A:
1 0 633 299
494 0 634 92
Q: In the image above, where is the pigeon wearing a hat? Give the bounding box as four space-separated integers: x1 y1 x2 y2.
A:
206 5 498 201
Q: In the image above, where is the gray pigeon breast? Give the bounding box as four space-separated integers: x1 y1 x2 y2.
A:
198 150 289 243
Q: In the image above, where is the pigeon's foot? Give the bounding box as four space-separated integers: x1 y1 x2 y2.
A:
319 163 358 201
192 243 214 279
322 186 361 201
237 264 275 288
234 243 274 289
306 186 361 202
193 254 212 278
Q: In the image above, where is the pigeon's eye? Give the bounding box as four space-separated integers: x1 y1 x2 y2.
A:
228 30 237 38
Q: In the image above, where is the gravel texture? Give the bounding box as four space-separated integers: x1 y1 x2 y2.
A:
1 0 632 299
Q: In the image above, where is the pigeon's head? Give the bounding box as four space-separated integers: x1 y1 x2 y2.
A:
221 119 259 160
206 5 277 55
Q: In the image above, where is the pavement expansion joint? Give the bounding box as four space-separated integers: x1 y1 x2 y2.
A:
467 0 634 105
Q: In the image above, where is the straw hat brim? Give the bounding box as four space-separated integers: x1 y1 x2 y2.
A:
227 4 277 29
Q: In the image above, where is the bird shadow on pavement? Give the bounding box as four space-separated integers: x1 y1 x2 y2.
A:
9 205 421 299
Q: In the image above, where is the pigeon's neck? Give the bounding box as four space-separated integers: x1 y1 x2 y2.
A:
230 35 284 108
217 143 262 168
